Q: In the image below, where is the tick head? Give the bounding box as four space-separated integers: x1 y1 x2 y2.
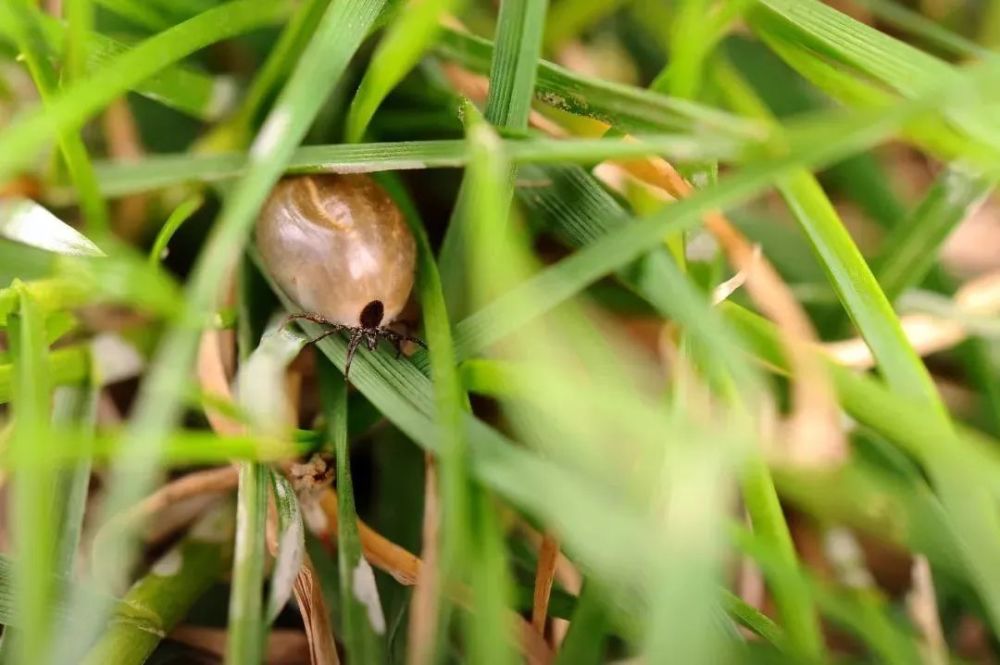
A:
360 299 384 330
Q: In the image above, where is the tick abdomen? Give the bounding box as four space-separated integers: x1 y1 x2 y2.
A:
255 174 417 328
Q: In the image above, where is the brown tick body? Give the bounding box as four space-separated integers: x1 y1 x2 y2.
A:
256 173 424 377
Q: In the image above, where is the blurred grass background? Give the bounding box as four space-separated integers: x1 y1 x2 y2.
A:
2 0 1000 663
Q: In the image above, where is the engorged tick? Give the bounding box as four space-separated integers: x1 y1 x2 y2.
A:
255 173 426 378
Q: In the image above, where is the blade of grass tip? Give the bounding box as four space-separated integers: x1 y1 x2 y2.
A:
148 194 205 264
5 284 58 665
57 0 387 655
0 0 109 235
720 589 785 648
345 0 463 142
719 61 1000 633
379 174 471 663
81 504 234 665
319 365 385 663
0 0 292 183
872 167 995 302
438 0 547 310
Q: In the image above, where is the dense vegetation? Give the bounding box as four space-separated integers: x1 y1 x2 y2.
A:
2 0 1000 662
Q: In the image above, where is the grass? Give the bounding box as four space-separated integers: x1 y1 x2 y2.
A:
2 0 1000 663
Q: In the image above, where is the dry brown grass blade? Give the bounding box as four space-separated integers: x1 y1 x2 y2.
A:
319 488 421 585
266 476 341 665
317 488 553 664
197 328 244 437
124 466 239 523
101 98 149 240
407 453 441 665
531 532 560 641
908 555 947 665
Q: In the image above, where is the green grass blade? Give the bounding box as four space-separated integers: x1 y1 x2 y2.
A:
436 27 764 136
748 0 1000 152
381 173 472 660
221 0 330 142
554 583 609 665
148 194 205 264
0 0 292 183
51 386 97 577
226 463 268 665
850 0 995 59
0 0 109 234
345 0 461 142
0 348 89 404
89 133 744 198
6 285 58 665
740 458 822 658
320 365 385 664
266 471 305 623
873 168 995 301
484 0 549 129
81 505 233 665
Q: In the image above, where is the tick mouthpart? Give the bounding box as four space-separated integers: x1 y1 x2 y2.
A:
359 300 384 329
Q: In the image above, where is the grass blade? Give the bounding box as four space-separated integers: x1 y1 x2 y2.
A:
0 0 108 234
345 0 461 142
6 285 57 665
226 462 268 665
320 365 385 663
81 505 233 665
0 0 292 183
873 168 995 301
484 0 549 129
89 133 744 198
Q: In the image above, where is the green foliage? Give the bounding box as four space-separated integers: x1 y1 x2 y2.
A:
2 0 1000 662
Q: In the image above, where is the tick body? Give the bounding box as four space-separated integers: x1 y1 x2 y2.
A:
256 173 424 376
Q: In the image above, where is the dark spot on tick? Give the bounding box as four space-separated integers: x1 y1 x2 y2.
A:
360 300 384 329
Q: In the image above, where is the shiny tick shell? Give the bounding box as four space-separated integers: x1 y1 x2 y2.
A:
255 174 417 328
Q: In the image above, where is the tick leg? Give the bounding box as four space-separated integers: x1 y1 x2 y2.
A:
344 332 365 379
283 312 334 329
306 327 346 346
381 328 428 352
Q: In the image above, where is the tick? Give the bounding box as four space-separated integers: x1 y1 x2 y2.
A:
256 173 426 378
